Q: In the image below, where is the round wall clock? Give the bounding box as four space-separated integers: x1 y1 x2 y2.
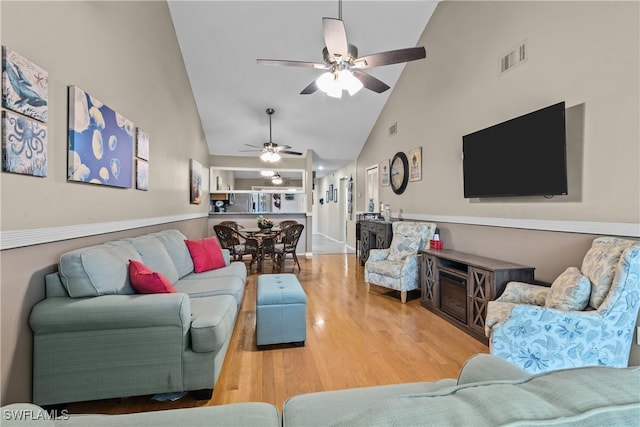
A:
390 151 409 194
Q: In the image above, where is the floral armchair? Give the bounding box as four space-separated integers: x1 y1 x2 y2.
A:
365 221 437 303
485 237 640 374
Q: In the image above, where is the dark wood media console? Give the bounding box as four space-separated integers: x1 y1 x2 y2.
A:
419 249 534 343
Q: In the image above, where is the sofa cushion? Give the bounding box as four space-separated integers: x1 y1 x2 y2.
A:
387 235 421 261
330 366 640 427
126 235 180 284
0 403 281 427
545 267 591 310
185 237 226 273
59 244 140 297
581 238 632 309
282 379 456 427
174 275 245 306
129 260 176 294
189 295 237 353
151 230 194 278
366 260 404 279
179 260 246 283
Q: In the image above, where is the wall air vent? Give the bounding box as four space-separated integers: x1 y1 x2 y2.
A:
499 41 527 74
389 122 397 137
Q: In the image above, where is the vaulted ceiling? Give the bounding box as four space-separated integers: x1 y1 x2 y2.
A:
168 1 438 175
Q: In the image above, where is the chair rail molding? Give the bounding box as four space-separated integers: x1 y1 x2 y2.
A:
0 213 208 250
402 213 639 238
353 211 639 238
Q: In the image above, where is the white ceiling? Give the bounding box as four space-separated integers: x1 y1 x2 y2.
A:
168 1 438 176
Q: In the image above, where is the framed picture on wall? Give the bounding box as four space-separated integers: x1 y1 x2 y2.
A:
190 159 203 204
333 188 338 202
67 86 133 188
136 128 149 160
326 190 330 202
136 159 149 190
380 159 390 186
409 147 422 182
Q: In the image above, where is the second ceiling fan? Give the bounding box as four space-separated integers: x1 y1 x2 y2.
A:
257 1 426 98
240 108 302 162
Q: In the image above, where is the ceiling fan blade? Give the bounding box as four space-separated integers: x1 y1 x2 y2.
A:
351 70 390 94
300 80 319 95
273 144 292 150
238 149 263 153
355 46 426 69
322 17 349 59
257 59 328 69
244 143 263 149
279 150 303 156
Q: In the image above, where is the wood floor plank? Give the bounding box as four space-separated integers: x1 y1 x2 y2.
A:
66 253 488 415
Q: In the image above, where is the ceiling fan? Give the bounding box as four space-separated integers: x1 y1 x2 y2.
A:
257 0 426 98
240 108 303 162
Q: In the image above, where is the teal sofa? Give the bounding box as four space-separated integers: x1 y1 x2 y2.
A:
282 354 640 426
29 230 247 406
4 355 638 426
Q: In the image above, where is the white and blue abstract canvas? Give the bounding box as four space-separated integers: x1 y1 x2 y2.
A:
2 110 47 176
136 159 149 191
67 86 133 188
2 46 48 122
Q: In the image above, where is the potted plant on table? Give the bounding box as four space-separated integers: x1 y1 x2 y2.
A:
257 215 274 230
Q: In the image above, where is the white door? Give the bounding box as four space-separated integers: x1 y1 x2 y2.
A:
365 165 379 213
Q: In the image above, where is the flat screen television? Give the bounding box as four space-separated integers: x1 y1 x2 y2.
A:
462 101 568 198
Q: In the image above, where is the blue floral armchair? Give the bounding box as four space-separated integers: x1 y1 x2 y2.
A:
365 221 436 303
485 237 640 374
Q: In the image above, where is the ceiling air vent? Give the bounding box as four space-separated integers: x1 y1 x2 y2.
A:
499 41 527 74
389 122 397 137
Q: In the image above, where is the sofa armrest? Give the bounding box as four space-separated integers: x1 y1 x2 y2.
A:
29 293 191 335
367 248 390 262
457 354 530 385
221 248 231 265
489 305 610 372
496 281 549 305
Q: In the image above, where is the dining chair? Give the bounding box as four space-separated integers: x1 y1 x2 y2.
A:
213 225 258 267
274 224 304 272
275 220 299 243
259 236 279 273
219 221 244 231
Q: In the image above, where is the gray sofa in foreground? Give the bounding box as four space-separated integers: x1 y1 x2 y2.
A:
4 354 638 426
29 230 246 406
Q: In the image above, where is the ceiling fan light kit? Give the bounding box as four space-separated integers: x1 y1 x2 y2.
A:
256 0 426 99
271 174 283 185
316 69 363 98
240 108 303 162
260 151 281 163
260 170 275 177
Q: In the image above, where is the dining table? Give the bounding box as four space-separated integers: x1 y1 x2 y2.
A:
241 228 282 273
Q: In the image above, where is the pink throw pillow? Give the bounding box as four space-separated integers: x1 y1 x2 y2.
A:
129 260 176 294
184 237 226 273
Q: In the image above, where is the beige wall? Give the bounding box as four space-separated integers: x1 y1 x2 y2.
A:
1 1 210 404
358 0 639 224
354 1 639 363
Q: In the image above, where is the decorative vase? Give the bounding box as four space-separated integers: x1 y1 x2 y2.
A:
258 223 273 230
383 204 391 222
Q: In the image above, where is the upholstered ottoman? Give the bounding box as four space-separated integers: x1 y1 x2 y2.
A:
256 274 307 347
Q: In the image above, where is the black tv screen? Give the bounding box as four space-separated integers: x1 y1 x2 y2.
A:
463 102 568 198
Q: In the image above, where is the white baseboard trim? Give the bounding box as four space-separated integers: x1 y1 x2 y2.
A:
399 213 640 238
0 213 208 250
314 232 346 244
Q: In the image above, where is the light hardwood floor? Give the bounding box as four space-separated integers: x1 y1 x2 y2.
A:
68 253 488 415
